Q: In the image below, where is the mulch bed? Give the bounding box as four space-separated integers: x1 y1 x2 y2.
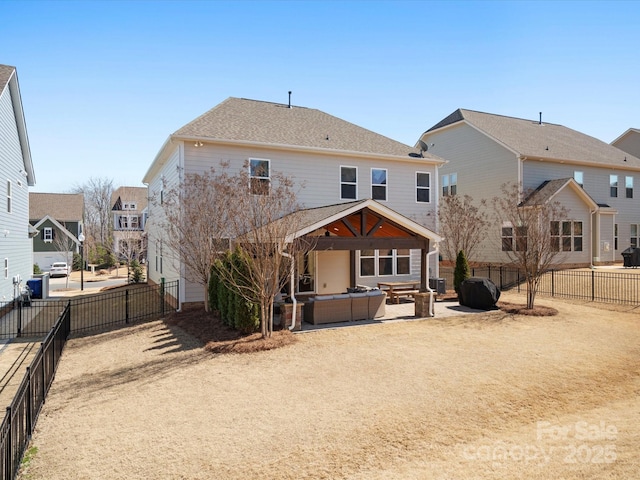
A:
164 304 297 354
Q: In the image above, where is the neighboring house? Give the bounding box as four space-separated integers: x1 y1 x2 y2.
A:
611 128 640 159
0 65 36 303
419 109 640 266
143 97 444 306
29 193 84 272
111 186 147 261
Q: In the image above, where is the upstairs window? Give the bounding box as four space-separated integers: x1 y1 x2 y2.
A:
442 173 457 196
626 176 634 199
610 175 618 198
416 172 431 203
249 158 270 195
3 258 7 279
43 227 53 243
574 171 583 188
340 166 357 200
123 202 137 210
371 168 387 201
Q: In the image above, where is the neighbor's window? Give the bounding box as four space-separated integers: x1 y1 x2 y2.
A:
250 158 270 195
574 171 584 188
43 227 53 243
501 225 514 251
371 168 387 201
615 223 619 250
3 258 7 279
6 180 11 213
610 175 618 197
416 172 431 203
553 221 583 251
631 224 639 248
626 176 634 199
442 173 457 196
340 166 357 200
360 249 411 277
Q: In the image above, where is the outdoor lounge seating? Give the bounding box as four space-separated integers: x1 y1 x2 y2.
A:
304 290 387 325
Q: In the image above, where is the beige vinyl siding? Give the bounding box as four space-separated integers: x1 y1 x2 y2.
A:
549 187 592 265
593 213 616 264
182 143 439 230
0 81 33 302
612 132 640 159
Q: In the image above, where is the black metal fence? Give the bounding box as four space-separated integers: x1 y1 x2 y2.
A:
0 280 179 480
0 303 70 480
439 266 640 306
0 280 179 339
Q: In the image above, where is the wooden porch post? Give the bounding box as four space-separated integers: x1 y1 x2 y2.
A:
350 250 356 287
420 247 428 292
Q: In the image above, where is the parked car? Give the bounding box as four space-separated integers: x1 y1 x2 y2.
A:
50 262 71 277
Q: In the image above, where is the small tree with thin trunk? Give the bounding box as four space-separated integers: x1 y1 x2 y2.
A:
214 165 314 338
154 165 237 312
492 183 569 309
438 194 490 264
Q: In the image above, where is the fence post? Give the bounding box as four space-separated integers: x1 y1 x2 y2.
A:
17 299 22 338
6 406 11 479
592 269 595 301
161 278 166 317
26 366 32 436
125 289 130 324
551 270 555 297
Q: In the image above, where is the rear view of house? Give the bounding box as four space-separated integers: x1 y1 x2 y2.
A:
144 97 444 306
0 65 36 302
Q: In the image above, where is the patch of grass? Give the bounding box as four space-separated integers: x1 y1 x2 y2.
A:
19 445 38 477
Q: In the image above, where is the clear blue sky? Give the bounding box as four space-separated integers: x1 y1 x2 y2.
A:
3 0 639 193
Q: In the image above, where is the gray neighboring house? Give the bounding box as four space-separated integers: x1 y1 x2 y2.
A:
144 97 444 306
611 128 640 160
419 109 640 266
0 65 36 303
111 186 147 261
29 193 84 272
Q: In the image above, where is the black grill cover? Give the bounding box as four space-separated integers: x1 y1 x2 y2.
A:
459 277 501 310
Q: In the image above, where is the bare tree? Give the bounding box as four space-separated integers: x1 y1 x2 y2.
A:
492 183 569 309
71 177 114 256
438 194 490 264
154 165 237 311
116 228 145 281
216 166 313 338
51 222 78 289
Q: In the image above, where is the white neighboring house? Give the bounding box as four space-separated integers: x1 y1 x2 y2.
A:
143 97 444 306
419 109 640 266
611 128 640 161
0 65 36 303
111 186 147 262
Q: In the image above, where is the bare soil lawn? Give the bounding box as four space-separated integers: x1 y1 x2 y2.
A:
19 292 640 479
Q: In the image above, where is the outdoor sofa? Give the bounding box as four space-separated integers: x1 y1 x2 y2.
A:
304 290 386 325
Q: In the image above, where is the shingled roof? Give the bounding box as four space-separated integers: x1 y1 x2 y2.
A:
111 186 147 211
520 178 598 209
0 64 15 92
29 193 84 221
427 108 640 169
173 97 430 158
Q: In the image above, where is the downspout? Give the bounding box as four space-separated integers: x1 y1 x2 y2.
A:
281 250 297 330
424 243 440 317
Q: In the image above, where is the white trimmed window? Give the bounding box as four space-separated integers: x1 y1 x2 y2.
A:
416 172 431 203
43 227 53 243
123 202 137 210
442 173 457 196
610 175 618 198
250 158 270 195
631 224 639 248
371 168 387 201
626 176 634 199
359 249 411 277
615 223 619 250
340 166 357 200
574 171 583 188
551 221 583 252
3 258 7 279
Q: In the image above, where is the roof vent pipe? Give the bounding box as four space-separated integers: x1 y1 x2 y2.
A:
288 91 292 108
539 112 542 125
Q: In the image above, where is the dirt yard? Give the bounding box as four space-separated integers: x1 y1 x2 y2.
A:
19 292 640 479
